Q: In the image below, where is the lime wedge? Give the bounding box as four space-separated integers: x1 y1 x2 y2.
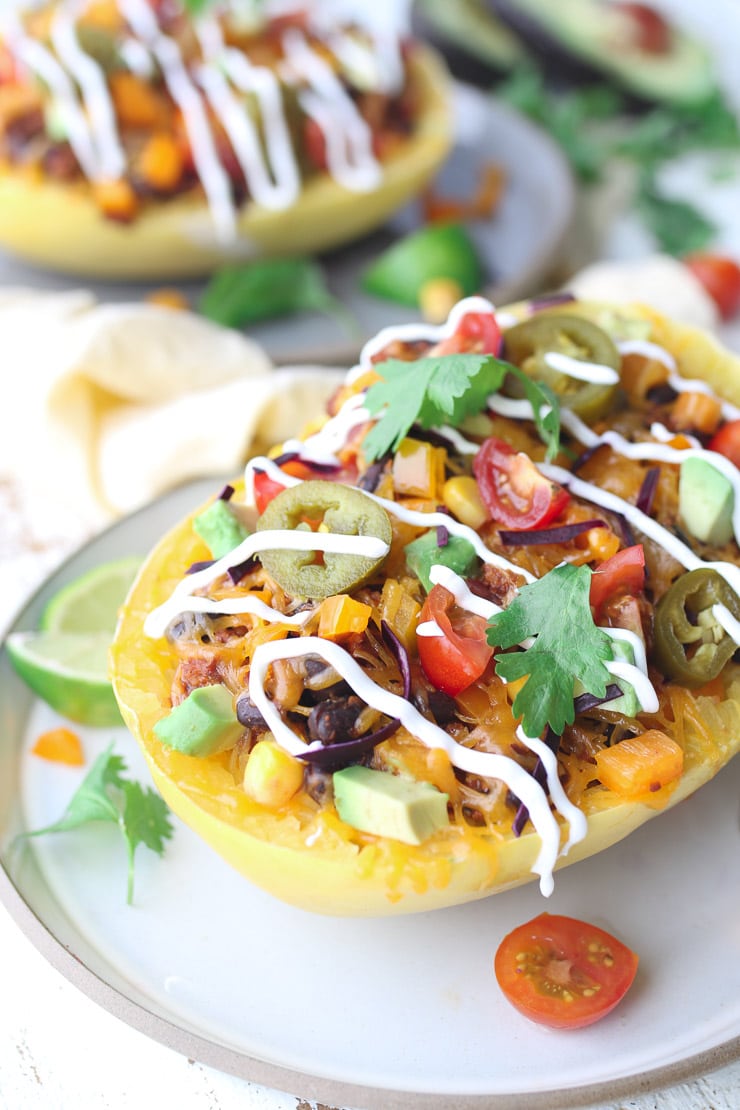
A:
6 630 123 726
40 556 142 635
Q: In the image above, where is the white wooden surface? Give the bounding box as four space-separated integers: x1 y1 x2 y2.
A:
2 0 740 1106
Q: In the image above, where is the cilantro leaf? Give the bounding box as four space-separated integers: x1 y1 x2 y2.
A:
487 564 612 737
20 744 173 905
120 781 174 906
361 353 561 462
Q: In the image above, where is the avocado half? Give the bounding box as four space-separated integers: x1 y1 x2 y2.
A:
487 0 715 107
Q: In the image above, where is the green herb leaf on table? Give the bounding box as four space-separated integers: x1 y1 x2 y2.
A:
199 257 359 336
361 354 561 463
487 563 612 738
20 743 173 905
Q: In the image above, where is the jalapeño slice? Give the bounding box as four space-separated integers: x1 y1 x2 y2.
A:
653 567 740 686
503 314 620 422
256 480 392 600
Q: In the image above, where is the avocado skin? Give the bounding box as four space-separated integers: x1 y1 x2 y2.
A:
486 0 712 108
412 0 527 84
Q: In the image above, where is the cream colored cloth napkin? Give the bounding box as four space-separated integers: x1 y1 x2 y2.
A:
0 289 343 540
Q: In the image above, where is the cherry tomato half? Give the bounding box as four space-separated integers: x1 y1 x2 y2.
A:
494 913 639 1030
615 2 671 53
589 544 646 618
709 418 740 467
417 584 494 696
684 254 740 320
431 310 502 356
473 437 569 529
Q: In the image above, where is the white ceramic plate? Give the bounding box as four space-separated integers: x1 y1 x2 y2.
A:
0 85 575 367
0 477 739 1110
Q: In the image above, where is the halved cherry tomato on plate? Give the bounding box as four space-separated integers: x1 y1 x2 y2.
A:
417 584 494 696
473 437 569 529
709 418 740 467
494 913 639 1030
589 544 646 617
684 254 740 320
431 310 501 356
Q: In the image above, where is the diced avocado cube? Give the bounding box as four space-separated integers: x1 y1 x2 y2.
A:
333 765 449 845
604 638 641 718
679 457 734 545
405 529 478 591
574 638 640 717
153 684 243 757
193 499 249 559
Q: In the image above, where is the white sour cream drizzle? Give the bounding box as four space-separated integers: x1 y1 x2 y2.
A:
119 0 238 241
51 0 126 179
539 461 740 643
6 0 405 233
349 295 499 384
618 338 740 421
143 528 389 638
543 350 620 385
559 407 740 547
196 16 301 211
281 27 381 192
429 565 655 709
248 635 574 895
2 12 99 178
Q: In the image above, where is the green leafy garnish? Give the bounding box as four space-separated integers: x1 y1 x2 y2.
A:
495 67 740 257
362 353 560 462
21 744 173 905
487 564 612 738
636 176 716 256
199 257 359 336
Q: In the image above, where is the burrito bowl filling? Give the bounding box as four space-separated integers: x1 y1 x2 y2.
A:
0 0 421 234
140 295 740 897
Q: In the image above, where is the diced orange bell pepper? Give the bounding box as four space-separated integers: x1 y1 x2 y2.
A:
669 390 723 436
31 727 84 766
392 437 446 499
92 178 138 222
138 132 184 193
318 595 372 640
595 729 684 801
109 72 169 129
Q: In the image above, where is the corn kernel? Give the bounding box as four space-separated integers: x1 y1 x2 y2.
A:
147 288 190 312
441 475 488 530
418 277 464 324
243 740 304 807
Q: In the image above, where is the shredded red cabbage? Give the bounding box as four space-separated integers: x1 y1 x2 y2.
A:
571 443 603 474
528 292 576 312
295 718 401 770
271 450 340 475
436 524 450 547
227 557 258 585
218 484 235 501
499 519 606 546
186 559 215 574
636 466 660 515
381 619 412 699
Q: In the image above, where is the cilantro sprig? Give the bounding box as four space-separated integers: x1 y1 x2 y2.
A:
487 563 613 738
21 744 173 905
496 65 740 257
361 353 561 462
